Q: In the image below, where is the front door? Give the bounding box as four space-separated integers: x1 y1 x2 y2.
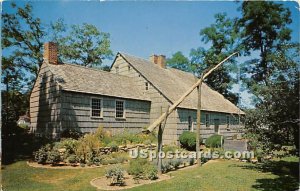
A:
214 119 219 134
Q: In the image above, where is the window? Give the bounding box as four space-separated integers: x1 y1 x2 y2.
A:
188 116 193 131
115 100 125 118
145 82 149 90
91 98 102 118
128 65 131 71
115 66 119 74
226 115 230 128
205 114 210 127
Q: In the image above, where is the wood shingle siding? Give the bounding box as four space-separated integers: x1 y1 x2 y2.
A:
30 50 244 143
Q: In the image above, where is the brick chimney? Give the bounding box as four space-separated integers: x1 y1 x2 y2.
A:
149 54 166 68
43 42 58 65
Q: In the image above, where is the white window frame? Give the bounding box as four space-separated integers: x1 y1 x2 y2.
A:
90 97 103 118
115 100 126 119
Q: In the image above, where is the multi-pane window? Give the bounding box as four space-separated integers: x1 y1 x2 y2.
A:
91 98 102 117
115 100 125 118
205 114 210 127
115 66 119 74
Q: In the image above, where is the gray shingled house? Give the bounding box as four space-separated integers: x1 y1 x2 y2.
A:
30 42 245 144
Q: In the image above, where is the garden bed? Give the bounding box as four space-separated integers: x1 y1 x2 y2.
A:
26 161 115 169
90 173 172 190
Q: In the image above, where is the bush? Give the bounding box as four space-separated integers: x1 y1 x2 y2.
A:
47 150 61 165
107 141 119 152
67 154 78 164
105 165 125 186
93 156 103 166
205 135 223 148
60 129 83 139
128 158 157 180
163 145 180 153
179 131 202 150
127 158 146 178
75 134 102 163
34 146 49 164
143 164 158 180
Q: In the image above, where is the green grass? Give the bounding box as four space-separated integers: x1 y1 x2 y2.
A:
2 157 299 191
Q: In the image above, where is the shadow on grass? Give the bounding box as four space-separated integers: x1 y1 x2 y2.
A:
2 132 53 165
230 159 299 191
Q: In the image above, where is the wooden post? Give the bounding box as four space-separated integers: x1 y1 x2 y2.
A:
196 74 204 166
144 52 238 133
157 105 170 175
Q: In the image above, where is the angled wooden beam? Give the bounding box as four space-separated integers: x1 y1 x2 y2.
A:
143 52 238 133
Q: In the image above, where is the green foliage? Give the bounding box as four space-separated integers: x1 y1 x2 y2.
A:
239 1 299 149
75 133 102 163
60 129 83 139
179 131 202 150
190 12 239 104
34 145 50 164
167 51 191 72
113 131 156 145
105 165 125 186
47 150 61 165
128 158 158 180
107 141 119 152
205 135 223 148
52 23 113 67
67 154 78 164
162 145 181 153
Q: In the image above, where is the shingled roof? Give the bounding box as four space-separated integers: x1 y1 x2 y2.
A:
45 63 150 101
118 52 245 114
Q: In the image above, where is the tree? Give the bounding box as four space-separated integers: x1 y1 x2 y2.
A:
239 1 298 148
2 2 46 84
190 13 240 104
239 1 292 88
2 2 113 136
52 23 113 67
166 51 191 72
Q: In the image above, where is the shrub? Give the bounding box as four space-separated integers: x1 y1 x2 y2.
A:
127 158 146 177
161 161 172 173
143 139 152 145
143 164 158 180
179 131 202 150
171 159 181 169
93 156 103 166
75 134 102 163
67 154 78 164
60 129 83 139
163 145 180 153
53 138 79 161
34 147 49 164
105 165 125 186
107 141 119 152
128 158 157 180
205 135 223 148
47 150 61 165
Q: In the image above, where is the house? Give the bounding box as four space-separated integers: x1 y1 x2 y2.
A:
17 114 31 128
30 42 245 144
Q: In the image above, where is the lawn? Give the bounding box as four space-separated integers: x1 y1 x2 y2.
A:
2 157 299 191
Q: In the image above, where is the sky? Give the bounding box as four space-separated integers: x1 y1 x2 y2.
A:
2 1 300 108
